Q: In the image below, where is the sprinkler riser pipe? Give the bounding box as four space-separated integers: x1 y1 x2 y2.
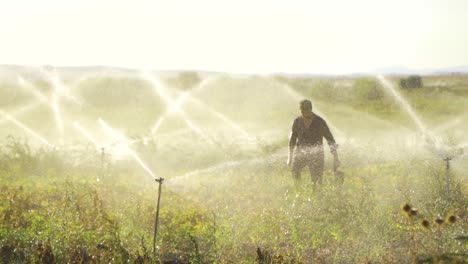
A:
444 158 451 201
101 147 105 177
153 177 164 258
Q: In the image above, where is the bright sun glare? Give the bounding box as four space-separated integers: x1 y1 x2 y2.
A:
0 0 467 73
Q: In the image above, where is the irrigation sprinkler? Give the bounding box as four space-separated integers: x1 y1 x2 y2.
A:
443 157 452 201
441 147 464 201
378 75 467 200
153 177 164 258
427 137 465 201
100 147 106 178
75 119 166 256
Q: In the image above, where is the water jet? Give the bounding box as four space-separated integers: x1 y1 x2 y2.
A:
52 94 64 139
40 67 82 106
143 72 212 143
73 121 100 148
0 101 43 126
17 75 50 104
377 75 427 133
0 110 53 147
98 118 157 179
377 75 466 200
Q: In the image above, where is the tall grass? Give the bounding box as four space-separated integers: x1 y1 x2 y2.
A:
0 137 466 263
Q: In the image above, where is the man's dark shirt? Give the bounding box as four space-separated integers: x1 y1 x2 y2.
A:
289 114 337 153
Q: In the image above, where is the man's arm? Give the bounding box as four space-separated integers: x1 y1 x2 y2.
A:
287 120 298 166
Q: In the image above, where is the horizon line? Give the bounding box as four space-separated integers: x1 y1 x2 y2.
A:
1 63 468 76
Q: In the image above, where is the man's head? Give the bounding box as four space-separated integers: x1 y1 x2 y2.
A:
299 99 313 118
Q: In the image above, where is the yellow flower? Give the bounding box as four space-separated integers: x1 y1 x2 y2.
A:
446 215 456 224
421 220 430 229
401 203 411 213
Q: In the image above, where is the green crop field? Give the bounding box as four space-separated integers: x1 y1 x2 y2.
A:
0 67 467 263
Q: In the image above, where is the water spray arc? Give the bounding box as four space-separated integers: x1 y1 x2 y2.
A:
52 94 64 139
145 73 253 142
74 119 165 252
96 118 165 258
377 75 465 200
0 101 43 126
166 151 286 186
165 77 253 141
73 121 100 148
142 72 213 143
185 96 253 141
98 119 157 179
17 75 50 104
433 117 463 133
0 110 53 147
151 117 166 135
17 74 68 141
40 67 82 106
377 75 427 133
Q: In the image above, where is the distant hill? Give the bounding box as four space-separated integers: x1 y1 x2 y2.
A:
1 64 468 82
371 65 468 76
0 65 146 83
0 65 222 83
430 65 468 75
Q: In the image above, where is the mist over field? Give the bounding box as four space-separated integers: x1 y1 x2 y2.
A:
0 65 467 263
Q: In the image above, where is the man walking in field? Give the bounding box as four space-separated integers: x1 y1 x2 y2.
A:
287 99 340 187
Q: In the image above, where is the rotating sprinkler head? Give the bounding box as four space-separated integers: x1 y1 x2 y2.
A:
422 131 464 201
439 145 464 161
155 177 164 184
424 132 465 161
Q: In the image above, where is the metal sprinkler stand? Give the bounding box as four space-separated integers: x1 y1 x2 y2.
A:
444 157 452 201
153 177 164 258
444 147 464 201
100 147 106 177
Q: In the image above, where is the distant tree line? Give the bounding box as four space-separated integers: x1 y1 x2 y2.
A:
399 75 422 89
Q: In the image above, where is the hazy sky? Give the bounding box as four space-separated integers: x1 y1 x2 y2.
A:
1 0 467 74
